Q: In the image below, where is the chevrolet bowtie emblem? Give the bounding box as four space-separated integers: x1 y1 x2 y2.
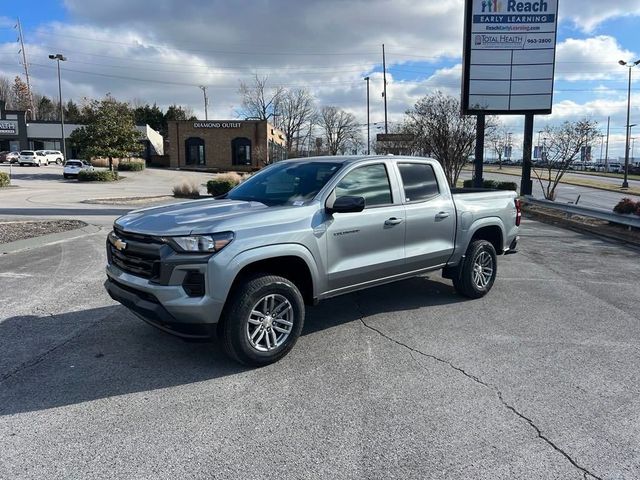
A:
109 232 127 251
113 238 127 251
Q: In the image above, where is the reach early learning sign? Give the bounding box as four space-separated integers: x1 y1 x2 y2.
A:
461 0 559 114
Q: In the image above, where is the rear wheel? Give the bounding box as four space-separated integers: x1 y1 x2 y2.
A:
219 274 305 366
452 240 497 299
56 158 62 165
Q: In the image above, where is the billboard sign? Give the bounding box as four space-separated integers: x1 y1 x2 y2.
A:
376 133 415 142
461 0 559 115
0 120 17 135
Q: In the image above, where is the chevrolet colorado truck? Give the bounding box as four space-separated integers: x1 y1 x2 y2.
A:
105 156 520 366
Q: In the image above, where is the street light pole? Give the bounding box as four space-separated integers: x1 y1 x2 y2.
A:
364 76 370 155
48 53 67 158
619 59 640 188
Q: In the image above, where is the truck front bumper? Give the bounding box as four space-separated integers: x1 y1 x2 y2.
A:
105 265 225 340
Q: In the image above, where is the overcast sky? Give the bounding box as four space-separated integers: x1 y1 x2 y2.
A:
1 0 640 157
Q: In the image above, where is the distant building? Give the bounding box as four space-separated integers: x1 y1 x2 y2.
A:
0 101 163 159
166 119 287 171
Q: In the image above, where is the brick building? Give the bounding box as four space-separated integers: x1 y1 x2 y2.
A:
0 101 163 159
167 119 287 171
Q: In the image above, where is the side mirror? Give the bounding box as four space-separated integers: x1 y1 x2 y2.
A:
326 195 365 214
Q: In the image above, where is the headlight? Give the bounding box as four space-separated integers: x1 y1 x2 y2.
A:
164 232 234 253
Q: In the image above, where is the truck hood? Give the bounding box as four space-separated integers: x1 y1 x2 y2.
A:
114 198 270 236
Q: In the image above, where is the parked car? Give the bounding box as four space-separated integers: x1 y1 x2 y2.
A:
45 150 64 165
18 150 46 166
105 155 521 366
5 151 19 163
63 159 94 178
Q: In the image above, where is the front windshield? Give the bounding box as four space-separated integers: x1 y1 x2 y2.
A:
227 161 344 206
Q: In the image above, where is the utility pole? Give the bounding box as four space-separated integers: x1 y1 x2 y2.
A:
604 116 610 170
199 85 209 120
382 44 388 134
16 17 36 120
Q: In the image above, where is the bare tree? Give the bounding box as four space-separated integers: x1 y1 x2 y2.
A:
238 75 284 122
0 75 12 108
486 122 509 170
318 106 361 155
278 88 316 156
533 119 599 200
405 91 481 187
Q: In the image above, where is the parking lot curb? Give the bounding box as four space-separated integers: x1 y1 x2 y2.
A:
0 224 102 255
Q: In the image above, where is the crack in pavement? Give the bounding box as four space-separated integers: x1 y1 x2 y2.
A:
356 308 604 480
0 310 111 388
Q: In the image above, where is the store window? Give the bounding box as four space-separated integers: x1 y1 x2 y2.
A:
269 140 287 163
232 137 252 166
185 137 205 166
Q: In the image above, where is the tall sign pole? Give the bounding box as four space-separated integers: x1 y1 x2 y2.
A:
474 115 485 187
364 76 371 155
461 0 559 196
604 116 610 171
382 44 388 134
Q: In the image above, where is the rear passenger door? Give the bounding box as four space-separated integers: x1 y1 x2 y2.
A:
397 161 456 270
325 162 406 292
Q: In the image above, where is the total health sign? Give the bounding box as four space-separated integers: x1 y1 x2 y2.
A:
461 0 559 115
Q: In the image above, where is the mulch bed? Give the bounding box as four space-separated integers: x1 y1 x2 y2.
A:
0 220 87 244
523 205 640 247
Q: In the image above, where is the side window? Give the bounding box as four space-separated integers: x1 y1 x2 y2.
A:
334 164 392 207
398 163 439 202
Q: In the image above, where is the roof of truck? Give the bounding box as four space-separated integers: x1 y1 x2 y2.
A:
284 155 430 164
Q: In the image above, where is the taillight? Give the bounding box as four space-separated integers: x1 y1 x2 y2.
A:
515 199 522 226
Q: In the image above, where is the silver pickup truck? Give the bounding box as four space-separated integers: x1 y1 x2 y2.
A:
105 156 520 366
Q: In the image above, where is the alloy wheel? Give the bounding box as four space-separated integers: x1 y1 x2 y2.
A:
472 250 493 289
246 294 294 352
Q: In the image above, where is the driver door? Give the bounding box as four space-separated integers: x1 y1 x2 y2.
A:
325 162 406 293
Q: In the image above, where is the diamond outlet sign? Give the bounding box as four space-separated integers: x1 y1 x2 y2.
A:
461 0 559 115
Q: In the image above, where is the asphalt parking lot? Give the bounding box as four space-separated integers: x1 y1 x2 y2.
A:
1 215 639 479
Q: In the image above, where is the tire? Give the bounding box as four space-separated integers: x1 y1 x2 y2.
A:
451 240 497 299
219 274 305 367
56 159 62 165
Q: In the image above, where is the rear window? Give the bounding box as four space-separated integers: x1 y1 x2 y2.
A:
66 161 81 166
21 151 35 155
398 163 439 202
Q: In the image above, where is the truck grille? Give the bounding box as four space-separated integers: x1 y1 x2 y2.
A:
108 229 163 279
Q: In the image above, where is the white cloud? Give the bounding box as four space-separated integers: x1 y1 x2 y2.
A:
555 36 637 81
560 0 640 32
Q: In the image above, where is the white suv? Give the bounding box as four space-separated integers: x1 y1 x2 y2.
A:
63 159 94 178
19 150 46 166
45 150 65 165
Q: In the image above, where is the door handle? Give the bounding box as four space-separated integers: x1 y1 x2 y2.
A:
384 217 404 226
435 211 450 219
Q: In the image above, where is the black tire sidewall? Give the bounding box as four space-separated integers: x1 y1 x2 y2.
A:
221 275 305 366
458 240 497 298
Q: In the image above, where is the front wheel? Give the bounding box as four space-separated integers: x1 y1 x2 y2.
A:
56 159 62 165
451 240 497 299
219 274 305 366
